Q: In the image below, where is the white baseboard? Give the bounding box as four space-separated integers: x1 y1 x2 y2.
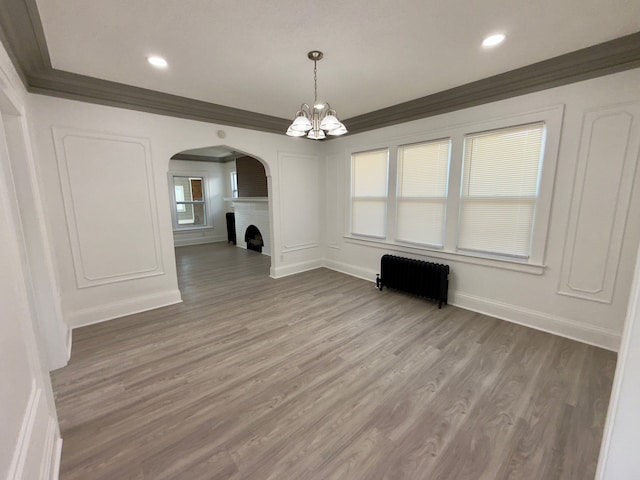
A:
8 383 61 480
174 235 227 247
8 382 39 479
68 289 183 328
271 259 323 279
66 328 72 362
324 259 377 283
51 435 62 480
323 259 620 351
40 419 60 480
450 291 620 351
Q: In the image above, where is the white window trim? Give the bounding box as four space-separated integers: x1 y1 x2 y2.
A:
394 137 452 249
230 171 238 198
349 147 390 239
344 104 565 272
168 171 213 232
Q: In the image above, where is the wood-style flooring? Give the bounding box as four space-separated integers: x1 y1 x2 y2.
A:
51 243 616 479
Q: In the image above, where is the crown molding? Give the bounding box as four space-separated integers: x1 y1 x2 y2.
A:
344 31 640 134
170 153 234 163
0 0 50 83
25 68 291 134
1 0 639 136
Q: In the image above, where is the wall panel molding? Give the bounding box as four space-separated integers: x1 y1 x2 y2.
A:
278 153 320 251
325 154 340 249
559 103 640 303
52 127 165 288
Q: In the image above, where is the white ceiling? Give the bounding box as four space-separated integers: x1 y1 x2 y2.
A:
35 0 640 120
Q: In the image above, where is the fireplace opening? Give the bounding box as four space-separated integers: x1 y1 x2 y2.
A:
245 225 264 253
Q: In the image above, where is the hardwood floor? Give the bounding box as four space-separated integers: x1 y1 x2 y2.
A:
51 243 616 479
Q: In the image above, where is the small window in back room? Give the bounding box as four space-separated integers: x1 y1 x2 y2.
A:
173 176 206 227
230 171 238 198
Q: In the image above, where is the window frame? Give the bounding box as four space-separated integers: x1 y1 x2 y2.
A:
230 171 238 198
349 147 390 239
169 173 211 231
395 137 452 249
456 122 546 259
343 105 564 272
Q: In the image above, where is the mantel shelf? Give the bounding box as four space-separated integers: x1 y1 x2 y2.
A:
229 197 268 203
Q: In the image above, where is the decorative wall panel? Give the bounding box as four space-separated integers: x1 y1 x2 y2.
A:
325 154 340 249
279 153 319 252
53 127 164 288
559 104 640 303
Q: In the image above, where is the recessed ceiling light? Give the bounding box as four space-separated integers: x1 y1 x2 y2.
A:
482 34 506 47
147 56 168 68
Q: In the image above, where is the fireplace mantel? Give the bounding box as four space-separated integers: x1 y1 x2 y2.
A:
229 197 268 203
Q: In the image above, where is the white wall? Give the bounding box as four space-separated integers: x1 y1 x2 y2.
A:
323 68 640 351
597 242 640 478
26 93 324 328
169 159 228 247
0 40 61 479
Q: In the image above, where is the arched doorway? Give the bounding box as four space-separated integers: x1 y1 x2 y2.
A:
167 145 273 267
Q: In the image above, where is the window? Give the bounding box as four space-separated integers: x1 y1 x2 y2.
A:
351 149 389 238
230 171 238 198
396 138 450 247
458 122 545 258
172 176 206 227
345 107 562 269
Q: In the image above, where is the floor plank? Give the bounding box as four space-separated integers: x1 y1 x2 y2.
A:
51 243 616 479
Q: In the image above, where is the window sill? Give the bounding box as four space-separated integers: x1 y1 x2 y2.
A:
173 225 213 233
343 235 546 275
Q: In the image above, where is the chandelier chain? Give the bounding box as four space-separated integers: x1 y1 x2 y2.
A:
313 60 318 104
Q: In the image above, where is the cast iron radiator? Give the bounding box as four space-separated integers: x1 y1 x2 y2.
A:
376 255 449 308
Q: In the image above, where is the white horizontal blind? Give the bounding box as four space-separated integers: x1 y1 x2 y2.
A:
351 149 389 237
396 138 450 246
458 122 545 257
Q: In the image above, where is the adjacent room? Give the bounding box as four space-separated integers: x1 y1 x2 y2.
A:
1 0 640 479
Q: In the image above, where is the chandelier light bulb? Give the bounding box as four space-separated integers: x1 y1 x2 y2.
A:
307 129 326 140
286 126 306 137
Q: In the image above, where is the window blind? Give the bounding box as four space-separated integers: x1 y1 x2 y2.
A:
396 138 450 246
351 149 388 237
458 122 545 257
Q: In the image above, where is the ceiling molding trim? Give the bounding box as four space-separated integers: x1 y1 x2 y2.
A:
26 69 291 134
0 0 51 84
170 153 233 163
344 31 640 134
0 0 639 136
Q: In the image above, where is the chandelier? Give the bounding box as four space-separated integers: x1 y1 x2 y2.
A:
286 51 348 140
